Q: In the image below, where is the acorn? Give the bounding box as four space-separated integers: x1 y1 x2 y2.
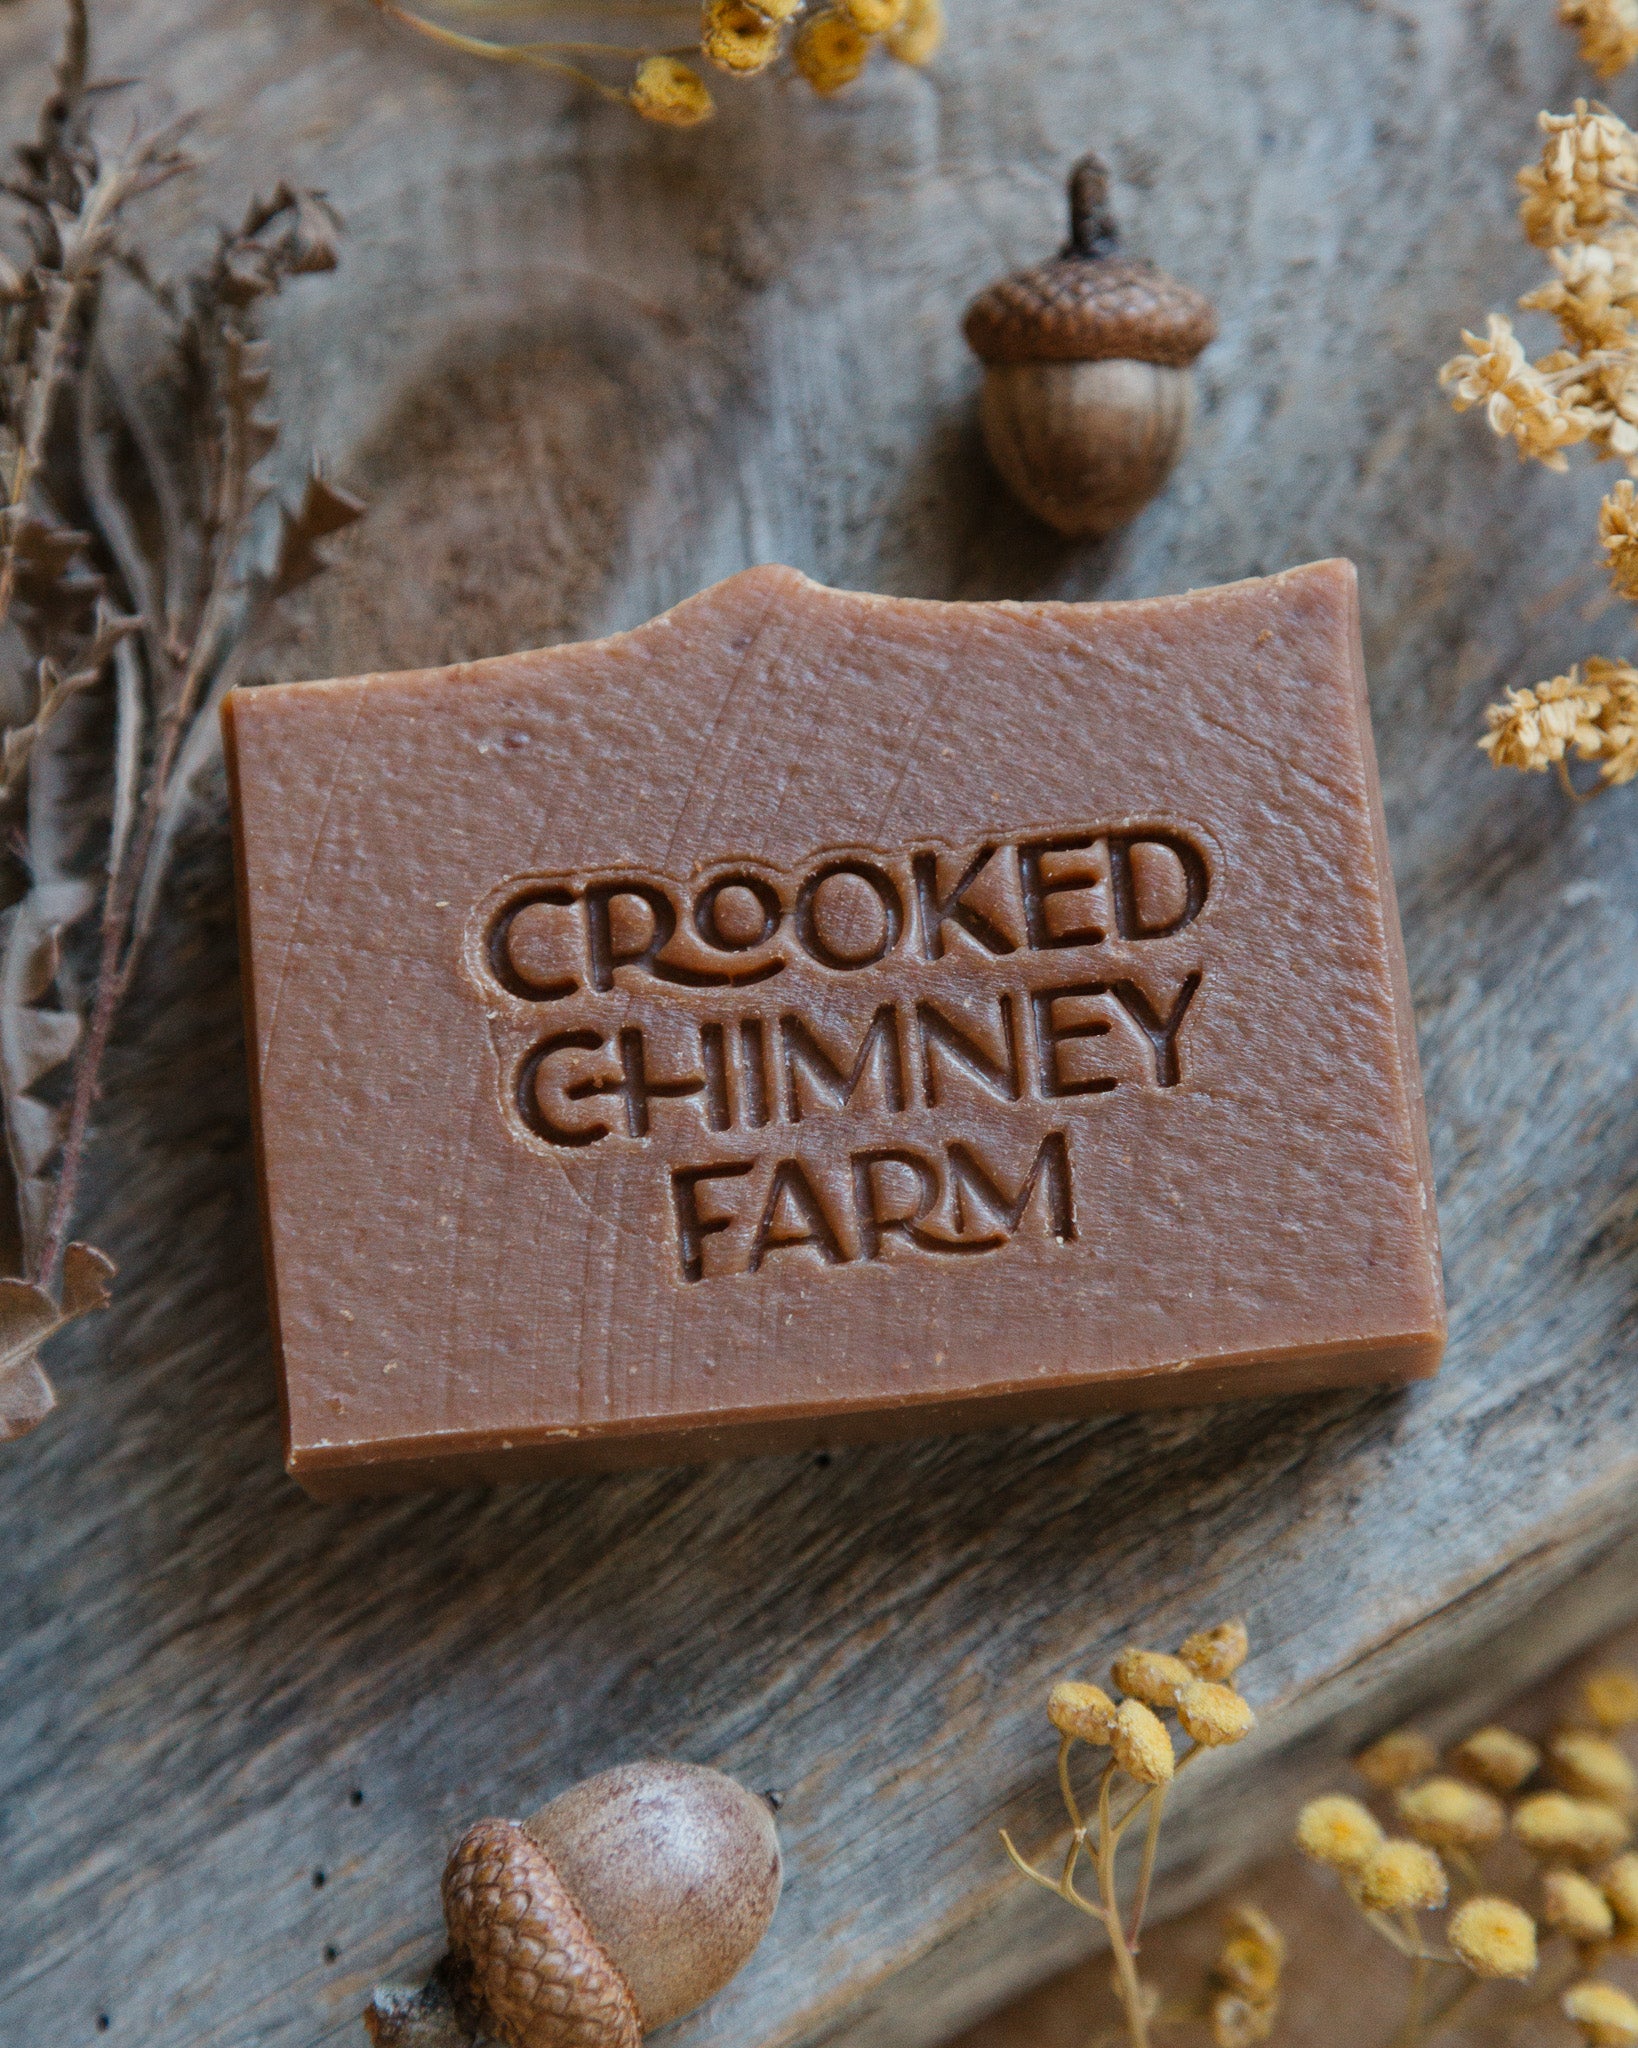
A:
365 1762 782 2048
963 154 1217 538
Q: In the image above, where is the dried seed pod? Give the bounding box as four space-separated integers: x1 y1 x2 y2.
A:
963 155 1216 538
366 1762 781 2048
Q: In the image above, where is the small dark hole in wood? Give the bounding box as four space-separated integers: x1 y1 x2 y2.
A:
349 1788 365 1806
762 1788 784 1810
324 1945 339 1965
96 2019 111 2034
813 1451 832 1468
312 1869 326 1888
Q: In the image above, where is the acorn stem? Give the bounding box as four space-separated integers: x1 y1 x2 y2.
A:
1064 153 1120 261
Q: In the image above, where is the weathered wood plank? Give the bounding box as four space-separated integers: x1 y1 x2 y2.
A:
3 2 1638 2046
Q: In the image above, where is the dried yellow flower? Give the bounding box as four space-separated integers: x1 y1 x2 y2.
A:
1112 1647 1195 1709
1480 660 1638 788
1110 1697 1174 1785
1561 0 1638 82
793 9 872 91
1599 480 1638 596
747 0 804 17
1545 1867 1618 1942
1565 1980 1638 2048
1439 314 1596 470
701 0 783 73
1586 1670 1638 1730
1179 1619 1251 1684
1215 1904 1285 1997
1177 1679 1256 1749
1210 1993 1274 2048
629 55 715 125
1515 1791 1635 1862
1520 233 1638 350
1395 1776 1506 1851
1451 1726 1541 1793
886 0 943 64
1048 1680 1116 1746
839 0 906 27
1552 1730 1638 1807
1357 1839 1448 1914
1448 1896 1539 1979
1296 1794 1385 1873
1354 1729 1438 1791
1604 1851 1638 1926
1519 102 1638 248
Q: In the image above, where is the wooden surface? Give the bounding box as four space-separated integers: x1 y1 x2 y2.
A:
2 2 1638 2046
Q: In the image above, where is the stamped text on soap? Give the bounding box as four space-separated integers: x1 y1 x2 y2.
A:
470 824 1210 1282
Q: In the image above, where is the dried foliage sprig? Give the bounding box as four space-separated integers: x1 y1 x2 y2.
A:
369 0 943 128
1005 1620 1270 2048
1298 1664 1638 2047
0 1 363 1440
1440 103 1638 794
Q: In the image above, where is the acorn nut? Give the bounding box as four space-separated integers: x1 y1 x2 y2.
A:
365 1762 782 2048
963 154 1216 538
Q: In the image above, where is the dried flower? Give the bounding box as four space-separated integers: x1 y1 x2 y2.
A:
1552 1729 1638 1806
1111 1647 1196 1709
1565 1980 1638 2047
1561 0 1638 82
1048 1681 1116 1745
793 9 872 91
1176 1679 1256 1749
1110 1698 1174 1786
630 56 715 126
1179 1620 1251 1683
1357 1839 1448 1914
1451 1726 1541 1793
1296 1794 1385 1873
1448 1896 1539 1979
839 0 905 28
1586 1671 1638 1731
1481 661 1638 788
886 0 943 64
1214 1904 1285 1997
1544 1867 1618 1941
1395 1776 1506 1851
1439 314 1595 469
1605 1851 1638 1926
1515 1791 1634 1862
1209 1995 1273 2048
1355 1729 1439 1791
701 0 783 74
1519 102 1638 248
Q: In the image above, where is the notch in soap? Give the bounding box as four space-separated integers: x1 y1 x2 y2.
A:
223 560 1444 1496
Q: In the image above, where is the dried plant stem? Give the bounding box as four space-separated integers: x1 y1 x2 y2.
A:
1095 1766 1150 2048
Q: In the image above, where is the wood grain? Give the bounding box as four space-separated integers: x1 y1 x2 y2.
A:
2 2 1637 2045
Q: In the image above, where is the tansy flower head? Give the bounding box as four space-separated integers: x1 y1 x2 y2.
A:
630 55 715 125
747 0 805 16
1448 1896 1539 1979
1209 1993 1275 2048
838 0 906 28
1602 1851 1638 1926
793 9 872 91
1296 1794 1384 1872
1560 0 1638 83
1357 1840 1448 1914
1110 1697 1174 1785
1180 1620 1251 1684
1552 1730 1638 1807
885 0 943 64
1515 1791 1634 1863
1565 1980 1638 2048
1586 1669 1638 1731
1544 1868 1618 1942
1112 1647 1195 1709
1395 1776 1506 1851
1355 1729 1437 1791
701 0 783 73
1215 1903 1284 1996
1047 1680 1115 1746
1451 1726 1541 1793
1177 1679 1256 1749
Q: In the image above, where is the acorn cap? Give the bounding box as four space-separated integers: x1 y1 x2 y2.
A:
964 155 1216 369
443 1818 643 2048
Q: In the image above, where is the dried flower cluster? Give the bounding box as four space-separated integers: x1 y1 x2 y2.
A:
0 3 361 1439
1561 0 1638 81
1297 1665 1638 2046
369 0 942 127
1440 102 1638 792
1006 1619 1264 2048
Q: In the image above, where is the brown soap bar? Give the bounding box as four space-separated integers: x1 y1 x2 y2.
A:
224 561 1444 1496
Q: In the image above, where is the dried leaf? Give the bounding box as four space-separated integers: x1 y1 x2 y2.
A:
0 1238 114 1442
270 470 365 597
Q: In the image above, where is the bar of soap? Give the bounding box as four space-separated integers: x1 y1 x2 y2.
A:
224 561 1444 1496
